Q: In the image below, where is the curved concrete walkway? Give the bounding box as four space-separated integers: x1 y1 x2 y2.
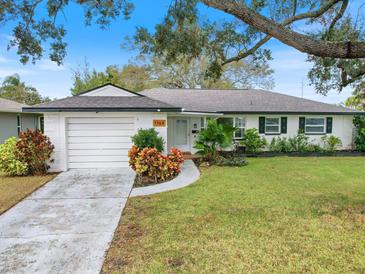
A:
130 160 200 197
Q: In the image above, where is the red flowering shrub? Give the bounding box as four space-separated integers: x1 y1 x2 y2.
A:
168 148 184 175
16 129 54 175
128 145 184 184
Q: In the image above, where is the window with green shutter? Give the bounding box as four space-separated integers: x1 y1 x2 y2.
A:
326 117 333 133
259 117 265 134
281 117 287 134
299 117 305 133
303 117 326 134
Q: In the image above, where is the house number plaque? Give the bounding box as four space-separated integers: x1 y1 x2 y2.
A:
153 119 166 127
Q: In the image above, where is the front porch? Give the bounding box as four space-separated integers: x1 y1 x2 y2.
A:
166 113 220 153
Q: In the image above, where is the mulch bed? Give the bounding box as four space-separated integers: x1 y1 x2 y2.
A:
133 174 177 187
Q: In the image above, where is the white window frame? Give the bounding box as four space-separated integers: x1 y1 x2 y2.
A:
17 114 22 135
216 116 246 140
234 117 245 139
200 117 206 130
265 117 281 134
305 117 326 134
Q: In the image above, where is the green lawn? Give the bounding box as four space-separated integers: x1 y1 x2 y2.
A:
102 157 365 273
0 172 56 215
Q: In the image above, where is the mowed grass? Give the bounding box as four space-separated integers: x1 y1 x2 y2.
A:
102 157 365 273
0 172 56 214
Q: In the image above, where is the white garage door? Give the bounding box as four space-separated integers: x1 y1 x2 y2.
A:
67 117 134 169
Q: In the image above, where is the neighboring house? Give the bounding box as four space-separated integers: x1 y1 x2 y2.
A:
23 83 363 171
0 98 43 143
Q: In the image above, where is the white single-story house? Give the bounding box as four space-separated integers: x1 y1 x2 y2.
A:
23 83 363 171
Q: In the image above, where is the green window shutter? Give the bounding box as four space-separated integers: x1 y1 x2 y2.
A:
326 117 333 133
299 117 305 133
259 117 265 134
281 117 287 134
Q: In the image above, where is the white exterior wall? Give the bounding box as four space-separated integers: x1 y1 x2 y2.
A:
167 113 355 153
44 112 167 172
245 114 354 149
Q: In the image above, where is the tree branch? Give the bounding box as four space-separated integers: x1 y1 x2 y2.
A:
327 0 349 34
202 0 365 59
222 0 344 65
339 65 365 87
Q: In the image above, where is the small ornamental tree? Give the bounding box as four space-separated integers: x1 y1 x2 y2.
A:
16 129 54 175
131 128 165 152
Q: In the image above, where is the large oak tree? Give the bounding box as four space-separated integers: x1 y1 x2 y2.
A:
1 0 364 94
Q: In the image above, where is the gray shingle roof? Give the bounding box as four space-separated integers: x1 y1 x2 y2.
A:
0 98 27 113
23 96 181 112
140 88 361 114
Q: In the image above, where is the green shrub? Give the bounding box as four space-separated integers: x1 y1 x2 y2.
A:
269 137 292 153
269 132 323 153
215 156 247 167
288 132 311 152
306 143 322 153
194 119 235 162
131 128 165 152
321 135 342 152
240 128 267 154
0 137 28 176
354 116 365 151
128 145 184 184
16 129 54 175
355 128 365 151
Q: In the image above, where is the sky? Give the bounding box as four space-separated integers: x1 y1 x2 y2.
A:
0 0 355 104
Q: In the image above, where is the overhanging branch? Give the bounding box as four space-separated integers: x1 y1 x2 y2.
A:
202 0 365 59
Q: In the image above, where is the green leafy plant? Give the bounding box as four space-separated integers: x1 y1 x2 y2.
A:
215 156 247 167
321 135 342 152
0 137 28 176
269 137 292 153
240 128 267 154
288 131 312 152
194 119 235 162
131 128 165 152
16 129 54 175
354 115 365 151
355 128 365 151
128 145 184 185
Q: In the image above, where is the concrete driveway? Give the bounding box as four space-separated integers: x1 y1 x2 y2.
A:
0 168 134 274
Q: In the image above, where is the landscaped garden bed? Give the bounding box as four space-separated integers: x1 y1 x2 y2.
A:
128 128 185 187
102 157 365 273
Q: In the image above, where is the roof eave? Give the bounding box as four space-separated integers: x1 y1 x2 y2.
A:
219 111 364 115
22 107 182 113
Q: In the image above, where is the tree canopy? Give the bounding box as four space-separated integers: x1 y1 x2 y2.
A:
1 0 365 94
345 89 365 111
71 56 274 94
0 74 51 105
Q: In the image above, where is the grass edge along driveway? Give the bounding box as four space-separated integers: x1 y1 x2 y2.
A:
0 173 57 215
102 157 365 273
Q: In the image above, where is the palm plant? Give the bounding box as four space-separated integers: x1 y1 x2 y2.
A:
194 119 235 162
